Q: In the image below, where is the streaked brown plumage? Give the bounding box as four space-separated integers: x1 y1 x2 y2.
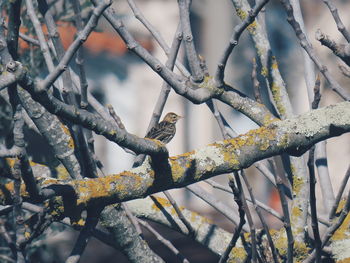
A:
145 112 182 144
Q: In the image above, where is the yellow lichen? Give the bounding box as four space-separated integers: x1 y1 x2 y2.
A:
60 124 75 149
45 197 65 220
292 175 304 195
221 149 240 166
271 83 286 117
74 173 138 205
263 112 279 126
169 157 186 182
247 20 258 34
294 241 309 262
261 66 268 77
332 203 350 241
273 229 287 256
236 8 247 20
272 59 279 70
0 181 29 200
336 199 346 214
6 158 17 168
201 215 213 224
290 163 296 176
272 229 309 261
108 130 116 136
227 247 247 262
42 178 60 185
72 218 86 227
217 126 278 164
189 211 199 222
337 258 350 263
198 75 215 90
24 231 31 239
291 206 302 219
56 165 70 180
151 196 172 211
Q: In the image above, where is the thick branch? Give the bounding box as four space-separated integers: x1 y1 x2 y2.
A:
1 102 349 208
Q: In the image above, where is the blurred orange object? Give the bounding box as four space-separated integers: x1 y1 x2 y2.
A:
18 22 153 55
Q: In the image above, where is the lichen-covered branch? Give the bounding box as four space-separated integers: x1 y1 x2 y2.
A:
1 101 349 209
100 206 165 263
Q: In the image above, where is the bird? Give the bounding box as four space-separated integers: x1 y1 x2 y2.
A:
145 112 182 144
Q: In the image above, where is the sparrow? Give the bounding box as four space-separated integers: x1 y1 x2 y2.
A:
145 112 182 144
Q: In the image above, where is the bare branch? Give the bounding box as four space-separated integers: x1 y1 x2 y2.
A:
218 176 246 263
186 184 242 230
66 209 100 263
163 191 195 236
322 0 350 42
316 29 350 66
215 0 269 87
240 171 279 263
178 0 203 82
138 219 190 263
280 0 350 100
2 101 348 208
39 0 112 92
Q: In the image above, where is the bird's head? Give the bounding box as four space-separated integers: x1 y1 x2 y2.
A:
163 112 182 124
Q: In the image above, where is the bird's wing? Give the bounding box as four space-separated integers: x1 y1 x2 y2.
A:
145 121 175 143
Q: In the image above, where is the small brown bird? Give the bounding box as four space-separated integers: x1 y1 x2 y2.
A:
145 112 182 144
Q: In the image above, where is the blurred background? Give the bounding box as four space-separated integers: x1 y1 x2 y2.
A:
16 0 350 262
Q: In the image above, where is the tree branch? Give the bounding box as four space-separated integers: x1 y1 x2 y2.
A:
1 101 349 209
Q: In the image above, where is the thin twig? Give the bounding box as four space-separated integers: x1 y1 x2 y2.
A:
205 179 284 222
163 191 195 236
0 219 17 260
308 79 322 259
65 208 100 263
186 184 244 230
121 203 142 236
70 0 89 108
307 146 321 262
138 219 190 263
39 0 112 92
304 180 350 263
6 0 22 60
339 64 350 78
107 104 125 130
145 23 182 134
240 171 279 263
234 172 258 262
271 161 294 263
14 106 40 199
290 0 316 103
132 24 182 167
311 76 334 213
12 159 24 262
329 166 350 219
25 0 55 72
215 0 269 86
322 0 350 43
280 0 350 100
218 176 246 263
0 205 13 216
316 29 350 66
29 0 97 179
126 0 189 77
178 0 204 82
